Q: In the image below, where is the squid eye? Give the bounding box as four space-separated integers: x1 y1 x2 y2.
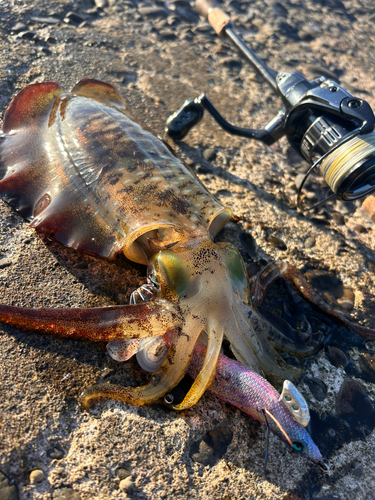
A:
292 441 304 452
217 243 248 286
152 253 189 297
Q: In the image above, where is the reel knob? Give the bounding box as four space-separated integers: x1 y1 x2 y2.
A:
165 99 204 140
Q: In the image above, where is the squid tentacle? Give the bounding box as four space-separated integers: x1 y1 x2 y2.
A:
172 319 223 410
253 262 375 339
0 299 181 342
79 316 204 409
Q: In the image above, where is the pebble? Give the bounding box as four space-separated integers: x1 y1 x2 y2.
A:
304 377 327 401
158 30 177 40
353 224 367 234
138 7 169 19
31 16 60 25
190 427 232 466
94 0 108 8
18 31 37 40
119 477 134 492
336 379 375 419
47 446 65 460
63 12 86 26
325 345 350 368
117 468 131 480
12 22 27 32
304 236 316 249
0 470 19 500
0 258 12 269
52 488 81 500
30 470 44 484
202 148 216 161
268 235 287 251
221 57 242 72
331 212 345 227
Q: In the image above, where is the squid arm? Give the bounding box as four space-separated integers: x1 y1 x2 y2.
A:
253 261 375 339
0 299 181 341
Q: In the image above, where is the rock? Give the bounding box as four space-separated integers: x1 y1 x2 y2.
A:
331 211 346 226
117 468 131 480
0 258 12 269
12 22 27 32
190 427 233 466
268 235 287 250
202 148 216 161
119 477 134 492
52 488 81 500
29 470 44 484
304 236 316 248
325 345 350 368
47 445 65 460
0 471 19 500
304 377 327 401
138 7 169 19
94 0 108 8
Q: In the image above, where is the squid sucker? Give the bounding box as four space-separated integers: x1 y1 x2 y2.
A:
1 79 372 466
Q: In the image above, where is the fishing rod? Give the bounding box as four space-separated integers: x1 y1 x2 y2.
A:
166 0 375 215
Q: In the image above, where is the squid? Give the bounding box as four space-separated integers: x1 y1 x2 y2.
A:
0 80 373 417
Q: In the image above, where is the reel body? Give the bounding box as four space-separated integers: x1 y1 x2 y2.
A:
166 1 375 209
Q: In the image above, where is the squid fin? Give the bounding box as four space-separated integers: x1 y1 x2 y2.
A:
2 82 63 132
71 79 130 115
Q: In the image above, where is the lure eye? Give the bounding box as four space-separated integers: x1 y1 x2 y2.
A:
292 441 304 452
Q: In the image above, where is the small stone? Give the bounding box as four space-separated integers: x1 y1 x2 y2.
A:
0 470 19 500
47 446 65 460
52 487 81 500
138 7 169 19
119 477 134 492
94 0 108 8
30 470 44 484
221 57 242 72
304 377 327 401
304 236 316 249
116 468 131 480
202 148 216 161
325 345 350 368
190 427 232 466
0 258 12 269
353 224 367 234
12 22 27 32
31 16 60 25
158 29 177 40
331 211 345 225
18 31 37 40
268 235 287 251
64 12 86 25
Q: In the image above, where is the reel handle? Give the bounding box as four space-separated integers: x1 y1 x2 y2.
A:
195 0 230 36
165 99 204 140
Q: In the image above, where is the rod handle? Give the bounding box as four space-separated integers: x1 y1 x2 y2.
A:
195 0 230 36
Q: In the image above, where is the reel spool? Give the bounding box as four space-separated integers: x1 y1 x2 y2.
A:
166 0 375 211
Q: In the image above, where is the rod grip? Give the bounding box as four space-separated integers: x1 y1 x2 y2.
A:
195 0 230 36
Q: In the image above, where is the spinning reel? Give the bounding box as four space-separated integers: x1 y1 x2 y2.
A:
166 0 375 211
